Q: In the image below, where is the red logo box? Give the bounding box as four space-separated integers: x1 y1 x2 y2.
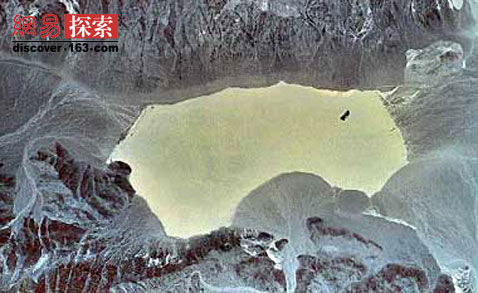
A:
65 14 118 39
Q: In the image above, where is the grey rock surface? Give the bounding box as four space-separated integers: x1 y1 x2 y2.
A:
373 154 478 292
233 172 447 292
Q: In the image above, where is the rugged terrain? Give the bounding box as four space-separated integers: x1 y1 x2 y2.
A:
1 0 478 292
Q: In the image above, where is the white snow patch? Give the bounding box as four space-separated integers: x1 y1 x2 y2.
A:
449 0 464 10
363 209 417 230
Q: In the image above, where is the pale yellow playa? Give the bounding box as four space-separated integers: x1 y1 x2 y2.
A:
110 82 407 238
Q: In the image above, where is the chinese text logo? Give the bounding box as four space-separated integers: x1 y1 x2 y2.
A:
65 14 118 39
12 14 118 39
